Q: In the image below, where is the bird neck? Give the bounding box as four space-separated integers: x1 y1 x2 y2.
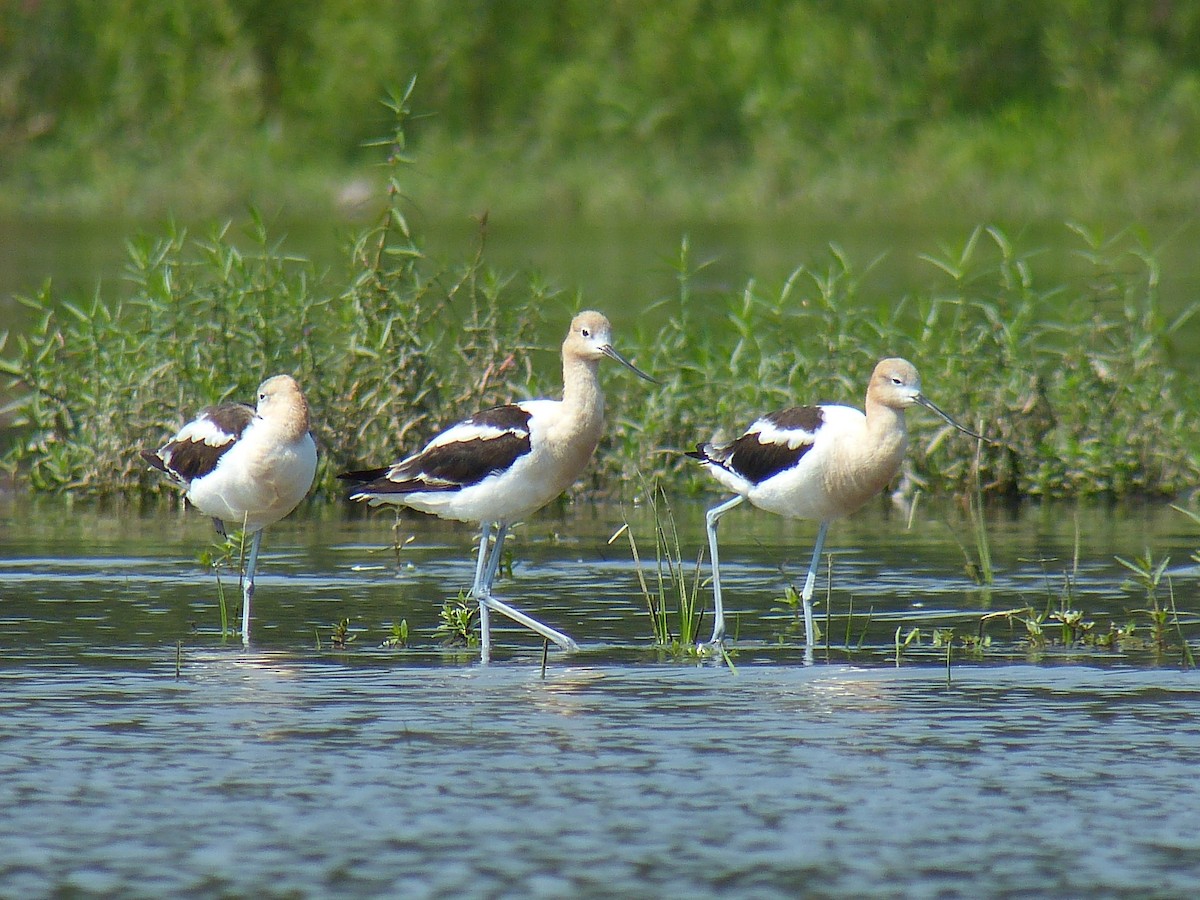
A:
263 397 311 444
561 354 605 429
864 401 909 458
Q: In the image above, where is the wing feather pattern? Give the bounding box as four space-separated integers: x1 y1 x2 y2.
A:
343 405 534 498
142 403 255 485
687 406 824 485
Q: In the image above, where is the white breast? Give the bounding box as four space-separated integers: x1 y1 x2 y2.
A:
745 405 883 521
186 422 317 532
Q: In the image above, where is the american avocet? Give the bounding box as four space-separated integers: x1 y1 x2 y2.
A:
141 375 318 646
340 311 655 661
687 358 983 656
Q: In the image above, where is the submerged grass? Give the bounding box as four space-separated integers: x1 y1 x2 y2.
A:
612 480 709 655
194 523 255 642
2 97 1200 505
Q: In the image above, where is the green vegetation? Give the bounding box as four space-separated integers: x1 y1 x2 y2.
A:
195 526 254 642
1115 550 1191 662
4 5 1200 507
626 224 1200 499
612 482 710 656
381 618 409 650
785 597 1194 668
436 592 479 648
3 3 1200 224
1 92 554 495
3 110 1199 501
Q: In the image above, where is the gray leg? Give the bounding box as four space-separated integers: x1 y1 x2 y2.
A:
475 522 579 653
482 596 580 652
704 494 746 645
481 523 510 593
241 529 263 648
471 523 494 663
799 521 830 655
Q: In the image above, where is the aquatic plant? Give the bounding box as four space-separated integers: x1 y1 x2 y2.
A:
614 224 1200 503
329 617 356 651
436 592 478 647
612 480 710 656
195 527 254 641
1 86 548 501
381 619 409 649
1114 549 1194 666
769 584 805 644
1115 551 1171 649
3 99 1199 504
770 567 846 651
893 626 922 665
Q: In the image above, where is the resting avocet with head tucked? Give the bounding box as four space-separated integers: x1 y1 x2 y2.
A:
340 311 655 661
141 375 317 646
687 358 984 657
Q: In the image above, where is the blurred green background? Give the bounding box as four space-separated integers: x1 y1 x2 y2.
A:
3 2 1200 502
3 0 1198 224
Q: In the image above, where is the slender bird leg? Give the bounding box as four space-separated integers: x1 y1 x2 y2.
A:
482 597 580 652
799 521 830 660
241 529 264 648
481 523 510 594
703 494 747 647
475 522 580 653
211 517 227 539
471 523 494 663
471 523 493 595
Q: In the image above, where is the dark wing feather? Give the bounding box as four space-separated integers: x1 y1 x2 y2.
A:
724 436 812 484
688 406 823 486
344 405 533 498
762 406 824 432
388 432 530 491
467 405 533 432
337 466 391 484
144 402 255 484
140 448 169 475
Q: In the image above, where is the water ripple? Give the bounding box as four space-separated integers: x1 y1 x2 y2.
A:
1 661 1198 896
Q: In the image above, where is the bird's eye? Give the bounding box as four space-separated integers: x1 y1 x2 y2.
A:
259 392 267 401
581 328 591 338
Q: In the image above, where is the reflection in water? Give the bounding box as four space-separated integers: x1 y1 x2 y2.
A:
2 500 1200 893
2 497 1198 658
5 663 1197 896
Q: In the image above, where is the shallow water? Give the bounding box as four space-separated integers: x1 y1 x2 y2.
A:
2 498 1200 896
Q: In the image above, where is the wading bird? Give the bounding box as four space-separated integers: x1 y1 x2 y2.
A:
687 358 984 658
341 311 656 661
141 375 317 647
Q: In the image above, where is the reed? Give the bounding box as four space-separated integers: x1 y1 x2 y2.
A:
1115 551 1171 652
3 104 1199 505
612 479 708 655
195 527 252 641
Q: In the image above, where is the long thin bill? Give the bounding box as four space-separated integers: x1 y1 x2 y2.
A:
915 394 989 442
601 344 659 383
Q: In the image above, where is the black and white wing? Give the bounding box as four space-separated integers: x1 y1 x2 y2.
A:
141 402 256 486
688 406 824 486
341 404 534 499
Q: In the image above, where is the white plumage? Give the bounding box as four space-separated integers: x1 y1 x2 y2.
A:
342 311 655 661
142 374 317 645
688 358 983 657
